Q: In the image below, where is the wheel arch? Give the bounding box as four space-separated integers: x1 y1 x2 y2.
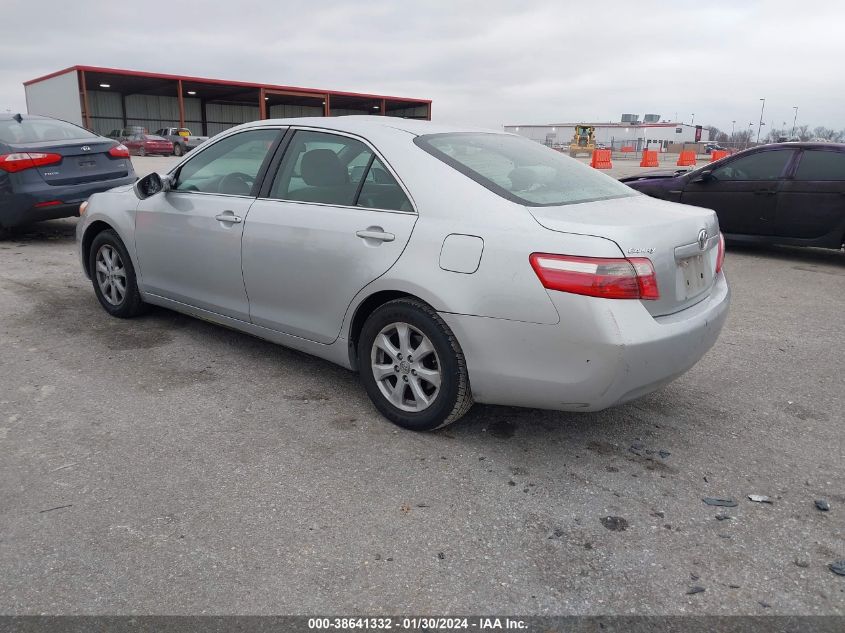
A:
347 290 427 371
81 220 117 277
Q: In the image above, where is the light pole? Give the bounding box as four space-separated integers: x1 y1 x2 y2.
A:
731 120 736 141
691 113 695 125
756 98 766 144
791 106 798 137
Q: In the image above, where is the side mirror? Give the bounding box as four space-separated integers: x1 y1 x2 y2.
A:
134 172 172 199
691 169 715 184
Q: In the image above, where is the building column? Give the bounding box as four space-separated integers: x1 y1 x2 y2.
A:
78 70 92 129
177 79 186 129
324 93 330 117
380 99 386 116
259 87 267 119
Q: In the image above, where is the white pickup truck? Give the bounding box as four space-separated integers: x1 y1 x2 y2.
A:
154 128 208 156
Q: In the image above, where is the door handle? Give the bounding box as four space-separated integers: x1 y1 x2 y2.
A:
215 211 242 224
356 229 395 242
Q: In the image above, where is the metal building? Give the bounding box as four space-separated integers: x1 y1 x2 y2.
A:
23 66 432 137
504 121 709 152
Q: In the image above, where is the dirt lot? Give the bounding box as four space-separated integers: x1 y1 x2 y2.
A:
0 158 843 615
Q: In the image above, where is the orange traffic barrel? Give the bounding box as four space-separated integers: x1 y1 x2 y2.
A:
591 149 612 169
640 150 659 167
710 150 729 162
677 150 697 166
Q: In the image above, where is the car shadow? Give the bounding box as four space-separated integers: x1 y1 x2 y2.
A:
0 218 78 243
726 242 844 267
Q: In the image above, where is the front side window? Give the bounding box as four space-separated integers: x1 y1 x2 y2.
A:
414 132 636 206
711 150 793 181
269 130 411 211
793 150 845 181
174 128 278 196
0 117 97 144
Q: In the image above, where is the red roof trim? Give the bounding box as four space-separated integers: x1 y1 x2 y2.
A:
24 65 431 105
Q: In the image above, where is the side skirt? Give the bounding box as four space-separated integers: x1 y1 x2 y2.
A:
141 292 354 370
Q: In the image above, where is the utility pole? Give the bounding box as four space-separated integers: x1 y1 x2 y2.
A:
791 106 798 137
756 98 766 144
691 113 695 125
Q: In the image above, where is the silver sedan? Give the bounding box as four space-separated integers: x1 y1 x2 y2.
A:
77 117 730 431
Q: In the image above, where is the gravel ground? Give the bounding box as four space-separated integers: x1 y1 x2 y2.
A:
0 155 842 615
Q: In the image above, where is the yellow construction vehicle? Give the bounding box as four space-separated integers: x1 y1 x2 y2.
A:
569 125 596 157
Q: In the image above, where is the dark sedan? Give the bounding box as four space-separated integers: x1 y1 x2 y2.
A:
0 114 136 230
621 143 845 249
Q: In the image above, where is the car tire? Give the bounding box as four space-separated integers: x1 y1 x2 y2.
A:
88 229 146 319
138 147 146 157
358 298 473 431
173 144 183 157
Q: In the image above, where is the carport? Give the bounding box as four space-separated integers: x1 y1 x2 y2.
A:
24 66 432 137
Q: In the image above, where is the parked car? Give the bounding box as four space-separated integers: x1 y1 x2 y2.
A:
76 117 729 431
154 127 208 156
0 113 135 230
705 143 726 153
107 126 146 140
123 134 174 157
621 142 845 249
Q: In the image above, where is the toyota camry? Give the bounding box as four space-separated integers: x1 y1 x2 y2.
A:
77 117 729 431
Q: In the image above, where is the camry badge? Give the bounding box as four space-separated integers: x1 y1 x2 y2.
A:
627 247 655 255
698 229 708 250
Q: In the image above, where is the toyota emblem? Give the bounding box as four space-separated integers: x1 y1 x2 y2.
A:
697 229 708 250
80 145 91 151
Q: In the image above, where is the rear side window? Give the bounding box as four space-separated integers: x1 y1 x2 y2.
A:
269 130 411 211
414 132 636 206
794 150 845 181
711 150 793 181
0 117 97 143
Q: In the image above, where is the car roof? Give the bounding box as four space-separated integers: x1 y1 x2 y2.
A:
0 113 51 121
236 115 504 137
753 141 845 150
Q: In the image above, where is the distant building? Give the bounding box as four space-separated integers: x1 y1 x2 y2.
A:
504 121 709 152
23 65 431 137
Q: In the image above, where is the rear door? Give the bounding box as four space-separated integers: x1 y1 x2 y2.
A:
134 127 283 321
242 128 417 344
680 148 795 236
775 148 845 239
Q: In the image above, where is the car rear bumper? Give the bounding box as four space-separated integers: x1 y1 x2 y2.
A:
440 273 730 412
0 174 137 228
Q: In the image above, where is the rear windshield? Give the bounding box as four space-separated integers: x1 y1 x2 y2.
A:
0 117 97 144
414 132 637 206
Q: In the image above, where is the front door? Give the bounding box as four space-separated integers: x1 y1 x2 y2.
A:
681 148 795 236
134 127 282 321
776 148 845 240
242 129 417 344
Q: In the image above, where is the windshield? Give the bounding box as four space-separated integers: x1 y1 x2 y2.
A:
0 117 97 144
414 132 637 206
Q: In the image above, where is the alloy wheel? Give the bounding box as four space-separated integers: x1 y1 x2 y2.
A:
95 244 127 306
370 321 441 412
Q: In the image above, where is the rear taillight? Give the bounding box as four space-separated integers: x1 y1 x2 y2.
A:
529 253 660 300
715 232 726 274
108 144 130 158
0 152 62 173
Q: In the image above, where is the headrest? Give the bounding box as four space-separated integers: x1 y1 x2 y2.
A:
301 149 348 187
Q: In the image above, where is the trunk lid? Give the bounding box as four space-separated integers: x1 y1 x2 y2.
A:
527 194 721 317
9 138 130 186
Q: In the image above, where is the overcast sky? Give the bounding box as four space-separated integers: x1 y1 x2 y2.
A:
1 0 842 133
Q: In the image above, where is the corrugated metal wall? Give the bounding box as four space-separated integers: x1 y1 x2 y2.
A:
206 103 259 136
267 104 323 119
87 90 122 135
87 92 203 135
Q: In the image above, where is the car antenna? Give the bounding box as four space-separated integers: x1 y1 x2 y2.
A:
13 113 23 123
